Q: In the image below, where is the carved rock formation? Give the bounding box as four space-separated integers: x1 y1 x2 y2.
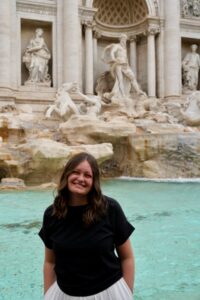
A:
181 91 200 126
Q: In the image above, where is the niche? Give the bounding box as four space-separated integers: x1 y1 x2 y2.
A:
21 19 53 87
181 38 200 90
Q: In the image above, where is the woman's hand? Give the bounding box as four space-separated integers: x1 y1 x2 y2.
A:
43 247 56 294
116 239 135 293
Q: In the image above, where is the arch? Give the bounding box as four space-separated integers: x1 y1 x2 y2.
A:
146 0 159 16
85 0 159 17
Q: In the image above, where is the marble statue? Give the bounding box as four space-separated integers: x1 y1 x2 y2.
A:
23 28 51 86
68 82 101 117
181 91 200 125
182 44 200 92
79 95 101 117
101 33 146 102
45 82 101 120
45 83 80 120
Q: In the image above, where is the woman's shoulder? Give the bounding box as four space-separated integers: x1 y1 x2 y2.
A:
43 204 54 218
103 196 128 225
42 205 58 228
104 195 122 210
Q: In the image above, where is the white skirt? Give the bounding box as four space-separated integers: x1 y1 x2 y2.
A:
44 278 133 300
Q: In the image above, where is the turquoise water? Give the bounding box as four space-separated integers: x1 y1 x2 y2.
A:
0 180 200 300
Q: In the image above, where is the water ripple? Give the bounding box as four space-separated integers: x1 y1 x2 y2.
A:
0 220 41 231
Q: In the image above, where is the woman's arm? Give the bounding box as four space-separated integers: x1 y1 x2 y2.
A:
116 239 135 292
43 247 56 294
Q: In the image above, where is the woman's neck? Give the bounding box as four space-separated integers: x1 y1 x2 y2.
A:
68 194 88 206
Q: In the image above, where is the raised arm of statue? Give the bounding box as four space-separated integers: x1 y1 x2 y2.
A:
102 44 118 64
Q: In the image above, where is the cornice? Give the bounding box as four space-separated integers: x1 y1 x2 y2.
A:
180 17 200 27
180 17 200 38
16 0 56 16
79 6 97 23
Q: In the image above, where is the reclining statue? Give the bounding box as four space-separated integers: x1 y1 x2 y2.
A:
181 91 200 126
45 82 101 121
45 83 80 120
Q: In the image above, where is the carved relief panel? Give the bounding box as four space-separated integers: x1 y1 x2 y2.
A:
181 0 200 18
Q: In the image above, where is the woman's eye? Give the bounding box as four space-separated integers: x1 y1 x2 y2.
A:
72 170 79 175
85 174 92 178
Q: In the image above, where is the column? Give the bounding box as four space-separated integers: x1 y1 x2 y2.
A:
56 0 63 87
63 0 80 84
93 30 101 86
157 21 165 98
129 36 137 79
84 20 94 95
164 0 181 98
147 25 159 98
0 0 11 89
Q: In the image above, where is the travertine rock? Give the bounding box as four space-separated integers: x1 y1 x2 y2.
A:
1 90 200 183
127 133 200 178
137 123 187 134
59 115 136 145
142 160 163 178
0 177 26 190
30 182 58 190
16 138 113 184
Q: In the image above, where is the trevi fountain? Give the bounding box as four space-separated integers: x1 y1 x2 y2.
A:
1 2 200 300
1 0 200 187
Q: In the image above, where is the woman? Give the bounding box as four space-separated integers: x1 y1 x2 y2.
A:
39 152 135 299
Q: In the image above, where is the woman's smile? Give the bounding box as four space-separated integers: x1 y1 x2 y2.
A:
67 160 93 198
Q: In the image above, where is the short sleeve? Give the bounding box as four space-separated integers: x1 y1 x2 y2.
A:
38 206 54 249
110 199 135 246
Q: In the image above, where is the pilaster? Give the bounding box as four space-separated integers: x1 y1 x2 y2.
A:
129 35 138 79
147 24 160 97
157 19 165 98
164 0 181 98
63 0 80 85
83 20 94 95
93 30 101 85
0 0 11 90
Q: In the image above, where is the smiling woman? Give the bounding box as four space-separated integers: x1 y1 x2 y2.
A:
51 152 107 223
38 152 135 300
67 160 93 205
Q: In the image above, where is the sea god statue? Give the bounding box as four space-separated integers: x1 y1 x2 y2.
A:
102 33 146 101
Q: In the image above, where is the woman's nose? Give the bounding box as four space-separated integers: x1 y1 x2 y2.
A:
77 173 84 181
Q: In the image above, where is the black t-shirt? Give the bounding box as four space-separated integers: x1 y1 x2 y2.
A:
38 196 134 296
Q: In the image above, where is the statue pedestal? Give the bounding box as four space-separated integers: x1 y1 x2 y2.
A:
24 81 51 88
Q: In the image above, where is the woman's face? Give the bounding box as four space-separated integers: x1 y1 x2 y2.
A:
67 160 93 198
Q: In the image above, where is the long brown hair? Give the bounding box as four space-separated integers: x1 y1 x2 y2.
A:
53 152 107 225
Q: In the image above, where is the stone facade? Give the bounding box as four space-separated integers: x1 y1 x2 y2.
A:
1 0 200 105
